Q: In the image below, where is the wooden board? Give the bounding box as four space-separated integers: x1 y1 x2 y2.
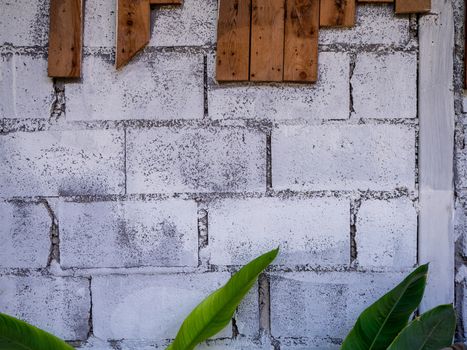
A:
116 0 151 69
284 0 319 82
250 0 285 81
395 0 430 13
48 0 83 78
216 0 251 81
320 0 355 27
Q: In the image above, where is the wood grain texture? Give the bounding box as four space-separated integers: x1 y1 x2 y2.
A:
116 0 150 69
216 0 251 82
418 0 454 312
395 0 430 14
48 0 83 78
320 0 355 27
250 0 285 82
149 0 181 4
284 0 319 82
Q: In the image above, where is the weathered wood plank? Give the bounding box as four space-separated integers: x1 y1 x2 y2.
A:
250 0 285 82
284 0 319 82
395 0 430 14
320 0 355 27
418 0 454 311
48 0 83 78
116 0 151 69
216 0 251 82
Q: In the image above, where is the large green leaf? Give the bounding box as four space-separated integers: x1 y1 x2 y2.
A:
0 312 74 350
340 264 429 350
166 248 279 350
387 304 456 350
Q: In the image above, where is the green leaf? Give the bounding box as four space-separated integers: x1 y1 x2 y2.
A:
0 312 75 350
387 305 456 350
166 248 279 350
341 264 429 350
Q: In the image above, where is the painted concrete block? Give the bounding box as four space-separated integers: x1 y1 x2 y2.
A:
126 127 266 194
208 197 350 266
60 199 198 268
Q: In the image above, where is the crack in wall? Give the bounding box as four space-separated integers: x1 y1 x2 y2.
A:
39 199 60 266
258 274 271 335
349 53 356 118
197 207 209 268
231 317 239 339
87 277 94 339
266 132 273 194
258 273 281 349
50 78 65 121
123 128 128 195
350 196 363 265
203 55 209 118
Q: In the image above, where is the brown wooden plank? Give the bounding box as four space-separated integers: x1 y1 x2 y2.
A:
395 0 430 13
149 0 181 4
320 0 355 27
116 0 151 69
284 0 319 82
216 0 251 82
250 0 285 82
48 0 83 78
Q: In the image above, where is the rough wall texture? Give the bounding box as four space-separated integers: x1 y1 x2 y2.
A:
454 0 467 343
0 1 425 349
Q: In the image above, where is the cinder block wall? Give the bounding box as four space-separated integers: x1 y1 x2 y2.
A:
0 1 422 349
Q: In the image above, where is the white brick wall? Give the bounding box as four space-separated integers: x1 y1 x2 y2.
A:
0 276 90 340
83 0 115 48
0 0 427 346
92 273 231 340
126 127 266 194
0 0 49 46
208 52 350 120
66 53 204 121
270 272 405 341
0 130 125 197
150 0 217 47
60 199 198 268
319 5 410 46
84 0 217 48
0 54 54 119
272 125 415 191
352 52 417 119
235 287 259 337
0 201 51 268
208 197 350 266
356 198 417 269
